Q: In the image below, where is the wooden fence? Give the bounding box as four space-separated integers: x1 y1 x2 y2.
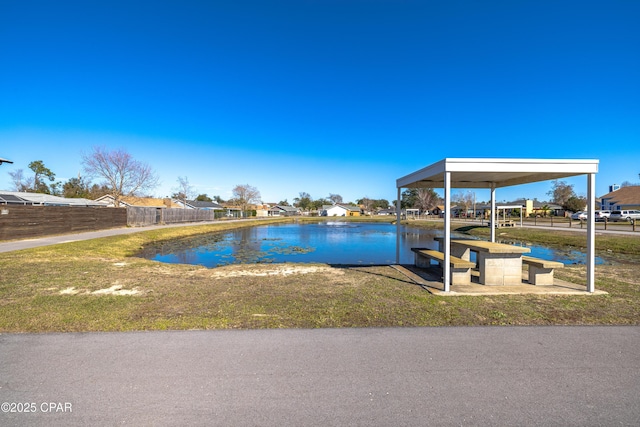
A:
126 207 220 227
1 205 231 241
0 205 127 240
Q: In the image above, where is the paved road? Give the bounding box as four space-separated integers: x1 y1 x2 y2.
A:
1 326 639 426
0 221 236 253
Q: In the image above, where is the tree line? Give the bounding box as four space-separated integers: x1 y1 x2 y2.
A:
5 147 595 215
8 147 160 207
4 147 387 213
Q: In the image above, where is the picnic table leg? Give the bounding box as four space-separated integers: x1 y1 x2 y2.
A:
478 253 524 286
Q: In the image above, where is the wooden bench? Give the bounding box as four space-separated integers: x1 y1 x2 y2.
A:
522 256 564 285
411 248 476 285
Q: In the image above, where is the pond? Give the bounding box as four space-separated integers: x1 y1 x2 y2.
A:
138 222 607 267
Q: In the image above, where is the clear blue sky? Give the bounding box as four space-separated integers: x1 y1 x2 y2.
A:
1 1 638 205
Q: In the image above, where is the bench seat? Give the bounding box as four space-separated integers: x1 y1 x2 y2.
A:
411 248 476 285
522 256 564 285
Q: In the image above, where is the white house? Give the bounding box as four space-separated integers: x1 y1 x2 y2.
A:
321 204 361 217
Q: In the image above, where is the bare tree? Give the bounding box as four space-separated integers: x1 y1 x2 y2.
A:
8 160 59 194
415 187 440 214
452 190 475 217
8 169 32 192
232 184 261 217
81 147 159 206
172 176 194 208
328 193 343 204
548 180 573 205
547 180 579 211
359 197 374 214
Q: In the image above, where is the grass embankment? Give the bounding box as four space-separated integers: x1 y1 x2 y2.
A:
405 219 640 256
0 218 638 332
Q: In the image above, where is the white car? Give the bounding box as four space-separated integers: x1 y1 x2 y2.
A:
610 210 640 222
595 210 611 222
571 211 587 220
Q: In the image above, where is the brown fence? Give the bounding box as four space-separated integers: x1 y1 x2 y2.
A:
126 207 219 227
0 206 127 240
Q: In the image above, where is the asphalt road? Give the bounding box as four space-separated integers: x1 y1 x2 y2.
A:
1 326 639 426
1 222 638 425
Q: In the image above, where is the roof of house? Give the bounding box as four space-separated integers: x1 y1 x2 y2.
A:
322 204 360 211
95 195 182 208
0 191 106 207
186 200 224 209
269 205 299 212
599 186 640 206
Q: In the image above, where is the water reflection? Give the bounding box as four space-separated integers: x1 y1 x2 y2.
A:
138 222 606 268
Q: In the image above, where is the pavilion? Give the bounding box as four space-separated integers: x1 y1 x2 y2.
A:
396 158 599 292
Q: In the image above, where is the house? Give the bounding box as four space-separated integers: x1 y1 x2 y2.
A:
93 195 184 208
183 199 243 218
599 186 640 210
376 208 396 216
528 201 565 217
431 205 445 216
219 204 247 218
321 204 361 217
184 200 225 210
267 205 301 216
0 191 106 207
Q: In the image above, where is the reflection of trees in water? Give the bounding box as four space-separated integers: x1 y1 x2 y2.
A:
401 228 440 250
173 248 201 265
226 227 271 264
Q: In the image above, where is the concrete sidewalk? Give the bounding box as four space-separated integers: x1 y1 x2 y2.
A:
1 326 639 426
0 220 244 253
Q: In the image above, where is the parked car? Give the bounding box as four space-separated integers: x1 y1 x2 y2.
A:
610 210 640 222
595 210 611 222
571 211 587 220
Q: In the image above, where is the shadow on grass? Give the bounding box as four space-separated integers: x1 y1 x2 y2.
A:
454 225 490 233
327 263 432 291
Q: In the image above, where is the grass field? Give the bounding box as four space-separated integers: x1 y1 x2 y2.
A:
1 218 639 332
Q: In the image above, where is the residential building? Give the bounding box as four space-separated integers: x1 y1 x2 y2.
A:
599 186 640 210
94 195 184 208
0 191 106 207
184 200 225 210
267 205 301 216
320 204 361 217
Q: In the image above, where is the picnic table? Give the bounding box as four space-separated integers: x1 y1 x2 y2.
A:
435 237 531 286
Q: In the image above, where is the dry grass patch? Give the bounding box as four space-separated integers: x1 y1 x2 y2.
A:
1 219 639 332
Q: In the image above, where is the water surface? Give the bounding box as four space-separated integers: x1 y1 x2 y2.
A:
138 222 606 267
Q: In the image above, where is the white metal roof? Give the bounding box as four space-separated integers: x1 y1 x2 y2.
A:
0 191 107 206
397 158 599 189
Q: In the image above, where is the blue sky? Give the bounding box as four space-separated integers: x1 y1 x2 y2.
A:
1 0 638 205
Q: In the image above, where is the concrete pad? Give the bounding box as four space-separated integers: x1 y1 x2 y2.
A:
394 265 607 296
